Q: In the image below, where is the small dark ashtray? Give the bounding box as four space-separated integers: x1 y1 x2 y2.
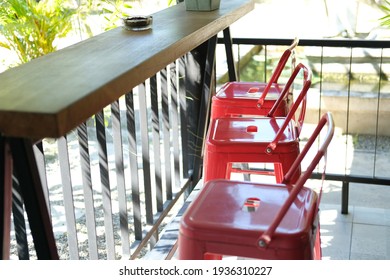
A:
122 16 153 31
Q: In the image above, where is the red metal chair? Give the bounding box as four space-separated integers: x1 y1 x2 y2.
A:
210 38 299 120
178 112 335 260
203 63 312 184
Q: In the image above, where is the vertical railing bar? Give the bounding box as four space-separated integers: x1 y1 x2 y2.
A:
237 44 241 81
125 92 142 240
318 46 324 122
11 176 29 259
373 48 384 177
178 56 189 180
191 35 218 184
0 138 12 260
95 110 116 259
77 122 98 259
264 45 268 82
313 46 325 174
130 178 191 260
237 43 252 181
9 138 59 259
340 47 354 214
57 136 79 260
138 83 154 227
33 142 50 215
111 100 130 257
170 61 181 191
223 27 238 82
344 47 353 176
161 67 173 200
341 181 350 215
150 75 164 212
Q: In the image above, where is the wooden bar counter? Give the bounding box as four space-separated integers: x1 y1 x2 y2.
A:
0 0 254 140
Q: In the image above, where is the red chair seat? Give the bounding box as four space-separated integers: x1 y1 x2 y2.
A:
179 179 319 260
204 117 300 183
203 63 312 184
179 112 335 260
210 82 287 119
210 38 299 120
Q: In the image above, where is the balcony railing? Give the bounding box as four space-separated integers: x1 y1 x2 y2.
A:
1 2 390 260
216 38 390 214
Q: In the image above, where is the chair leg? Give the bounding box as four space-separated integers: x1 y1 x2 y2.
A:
203 151 229 182
205 253 223 260
280 155 301 183
313 224 322 260
178 234 207 260
274 163 284 183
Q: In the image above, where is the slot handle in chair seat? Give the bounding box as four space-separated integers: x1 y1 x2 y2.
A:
258 112 335 248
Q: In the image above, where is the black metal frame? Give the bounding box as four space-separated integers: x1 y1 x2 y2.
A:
0 137 59 260
219 38 390 48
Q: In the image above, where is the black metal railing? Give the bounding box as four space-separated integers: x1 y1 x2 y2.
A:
217 37 390 214
9 59 195 260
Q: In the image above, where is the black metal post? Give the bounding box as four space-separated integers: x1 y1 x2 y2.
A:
223 27 238 82
11 176 29 259
191 35 218 185
184 41 208 185
0 137 12 259
9 138 59 259
341 181 349 214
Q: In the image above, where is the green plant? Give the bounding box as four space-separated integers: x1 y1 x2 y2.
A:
0 0 76 66
73 0 95 40
0 0 176 69
379 0 390 28
100 0 133 31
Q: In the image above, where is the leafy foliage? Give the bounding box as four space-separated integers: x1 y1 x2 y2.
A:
0 0 175 69
167 0 176 6
0 0 76 66
100 0 133 31
379 0 390 28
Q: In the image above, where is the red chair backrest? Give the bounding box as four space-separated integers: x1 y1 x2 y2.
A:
265 62 312 154
257 37 299 107
258 112 335 248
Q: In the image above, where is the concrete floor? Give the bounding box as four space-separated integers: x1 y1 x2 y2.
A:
303 123 390 260
320 202 390 260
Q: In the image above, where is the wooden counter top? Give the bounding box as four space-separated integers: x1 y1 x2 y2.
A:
0 0 254 139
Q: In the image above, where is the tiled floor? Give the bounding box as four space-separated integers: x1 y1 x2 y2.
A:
320 203 390 260
168 204 390 260
300 124 390 260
